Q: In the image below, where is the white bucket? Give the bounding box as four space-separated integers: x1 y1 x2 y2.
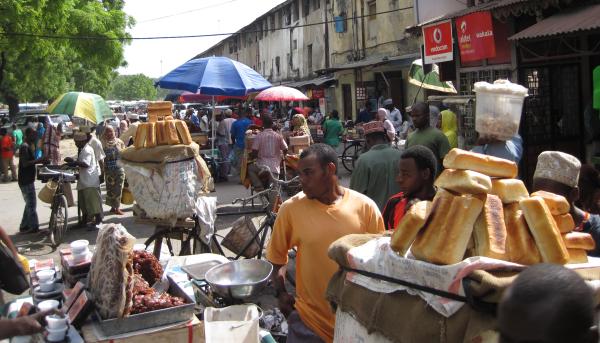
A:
204 304 261 343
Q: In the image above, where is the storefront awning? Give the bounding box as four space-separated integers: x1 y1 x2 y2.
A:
318 53 419 73
509 4 600 40
281 75 336 88
407 0 528 31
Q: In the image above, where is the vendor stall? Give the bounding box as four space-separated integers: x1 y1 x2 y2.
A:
327 148 600 342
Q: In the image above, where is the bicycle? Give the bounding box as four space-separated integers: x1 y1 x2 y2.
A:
340 138 366 173
37 165 78 247
143 174 300 260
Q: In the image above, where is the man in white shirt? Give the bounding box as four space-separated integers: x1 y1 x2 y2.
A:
85 127 106 182
65 132 103 228
119 113 140 146
383 98 403 132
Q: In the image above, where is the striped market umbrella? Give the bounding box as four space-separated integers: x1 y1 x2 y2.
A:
48 92 114 124
408 59 457 94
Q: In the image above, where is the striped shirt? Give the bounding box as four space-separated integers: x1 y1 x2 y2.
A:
252 129 288 174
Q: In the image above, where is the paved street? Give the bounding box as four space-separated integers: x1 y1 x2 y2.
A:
1 138 352 302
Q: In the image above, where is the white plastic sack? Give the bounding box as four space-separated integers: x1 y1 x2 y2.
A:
195 196 217 245
204 304 260 343
122 159 201 223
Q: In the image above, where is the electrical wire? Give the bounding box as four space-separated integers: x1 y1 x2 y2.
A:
0 5 413 41
137 0 244 23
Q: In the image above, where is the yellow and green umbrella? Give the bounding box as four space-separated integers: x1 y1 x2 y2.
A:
408 59 457 94
48 92 114 124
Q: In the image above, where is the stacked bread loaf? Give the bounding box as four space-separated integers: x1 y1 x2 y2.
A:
147 101 173 121
133 119 193 149
390 148 595 265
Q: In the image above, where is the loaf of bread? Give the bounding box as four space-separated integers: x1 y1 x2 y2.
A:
503 203 541 265
562 232 595 251
148 113 158 123
520 196 569 264
567 249 588 264
553 213 575 233
443 148 518 178
473 194 507 259
133 123 148 149
390 201 432 256
411 192 484 265
165 120 180 145
165 116 174 121
490 179 529 204
145 122 157 148
175 120 193 145
156 121 168 145
530 190 570 215
434 169 492 194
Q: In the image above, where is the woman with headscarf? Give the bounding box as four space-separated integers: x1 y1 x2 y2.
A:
377 108 396 142
101 126 126 215
42 121 62 165
439 109 458 149
118 119 129 137
291 113 313 143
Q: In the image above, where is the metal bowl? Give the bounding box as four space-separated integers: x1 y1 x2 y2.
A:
205 259 273 300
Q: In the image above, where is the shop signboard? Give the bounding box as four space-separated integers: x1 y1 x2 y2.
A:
311 89 325 99
456 11 496 62
422 20 453 64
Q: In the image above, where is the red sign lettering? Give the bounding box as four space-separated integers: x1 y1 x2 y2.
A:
422 20 453 64
456 11 496 62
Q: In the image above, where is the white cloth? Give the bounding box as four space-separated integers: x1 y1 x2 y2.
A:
77 144 100 190
387 107 403 131
88 136 106 162
345 237 523 317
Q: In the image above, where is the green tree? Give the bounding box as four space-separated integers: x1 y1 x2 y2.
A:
0 0 133 116
107 74 158 101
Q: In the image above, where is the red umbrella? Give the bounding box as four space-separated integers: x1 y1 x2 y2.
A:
255 86 309 101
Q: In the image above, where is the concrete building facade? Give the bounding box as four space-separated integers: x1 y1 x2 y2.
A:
196 0 424 120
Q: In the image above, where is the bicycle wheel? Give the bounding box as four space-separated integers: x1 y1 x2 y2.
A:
144 228 206 257
256 217 275 259
342 143 362 173
49 195 68 248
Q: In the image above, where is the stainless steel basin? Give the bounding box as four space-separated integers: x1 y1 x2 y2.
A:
205 259 273 301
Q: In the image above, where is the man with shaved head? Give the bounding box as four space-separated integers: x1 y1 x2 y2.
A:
405 101 450 173
498 263 597 343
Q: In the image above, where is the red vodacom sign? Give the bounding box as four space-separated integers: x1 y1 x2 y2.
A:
456 11 496 62
422 20 453 64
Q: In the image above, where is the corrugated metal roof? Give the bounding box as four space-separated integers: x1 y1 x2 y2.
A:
282 75 337 88
319 53 420 73
413 0 529 28
509 3 600 40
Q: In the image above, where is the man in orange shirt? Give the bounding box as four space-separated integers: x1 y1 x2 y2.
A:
267 143 384 342
0 128 17 182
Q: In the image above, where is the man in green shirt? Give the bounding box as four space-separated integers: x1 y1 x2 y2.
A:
322 109 343 148
406 102 450 174
350 121 402 211
11 124 23 153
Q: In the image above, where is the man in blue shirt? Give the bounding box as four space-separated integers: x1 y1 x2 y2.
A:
471 134 523 164
230 108 253 176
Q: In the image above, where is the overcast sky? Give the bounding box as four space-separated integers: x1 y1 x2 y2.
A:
119 0 286 78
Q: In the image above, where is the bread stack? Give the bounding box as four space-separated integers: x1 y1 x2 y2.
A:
133 119 193 149
390 148 595 265
147 101 173 122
